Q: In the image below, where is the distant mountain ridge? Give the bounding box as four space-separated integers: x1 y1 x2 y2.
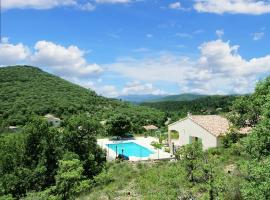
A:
117 94 167 103
148 93 207 102
117 93 207 103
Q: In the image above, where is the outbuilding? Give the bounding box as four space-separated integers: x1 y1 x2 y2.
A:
44 114 61 127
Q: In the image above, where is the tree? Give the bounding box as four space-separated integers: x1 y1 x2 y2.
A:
24 118 63 189
55 153 91 200
63 115 106 178
242 99 270 159
107 115 132 137
175 141 204 183
240 158 270 200
222 127 242 148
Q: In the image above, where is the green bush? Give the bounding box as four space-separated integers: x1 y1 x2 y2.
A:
94 170 114 186
165 147 170 153
55 157 92 199
0 195 14 200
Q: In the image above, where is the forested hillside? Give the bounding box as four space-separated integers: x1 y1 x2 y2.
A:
0 66 165 130
117 93 206 103
149 93 207 102
142 95 238 121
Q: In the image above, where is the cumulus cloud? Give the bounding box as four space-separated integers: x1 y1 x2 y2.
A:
252 32 264 41
0 39 102 79
2 0 97 11
107 39 270 94
122 81 166 95
96 85 119 97
0 38 30 66
169 2 182 10
194 0 270 15
198 40 270 76
77 3 96 11
31 41 103 78
2 0 76 10
106 54 196 83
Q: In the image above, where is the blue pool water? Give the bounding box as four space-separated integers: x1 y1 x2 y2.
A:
106 142 154 158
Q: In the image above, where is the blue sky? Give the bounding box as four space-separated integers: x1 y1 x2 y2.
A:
1 0 270 97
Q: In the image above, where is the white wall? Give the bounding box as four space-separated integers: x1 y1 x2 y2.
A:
168 118 218 150
47 119 61 127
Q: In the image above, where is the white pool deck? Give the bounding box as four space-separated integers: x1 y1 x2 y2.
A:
97 137 173 162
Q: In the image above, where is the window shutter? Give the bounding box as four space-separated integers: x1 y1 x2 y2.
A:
189 136 193 144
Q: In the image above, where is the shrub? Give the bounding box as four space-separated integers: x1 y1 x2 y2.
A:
222 127 242 148
165 147 170 153
175 141 204 183
54 156 92 199
94 170 114 186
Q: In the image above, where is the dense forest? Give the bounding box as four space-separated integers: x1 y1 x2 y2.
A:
141 95 238 121
0 66 165 132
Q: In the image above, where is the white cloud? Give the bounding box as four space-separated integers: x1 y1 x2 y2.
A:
122 81 166 95
0 38 30 66
77 3 96 11
169 2 182 10
2 0 76 10
31 41 103 78
198 39 270 76
194 0 270 15
106 54 196 83
106 39 270 94
96 85 119 97
216 29 224 38
252 32 264 41
3 0 96 11
0 39 102 79
95 0 131 4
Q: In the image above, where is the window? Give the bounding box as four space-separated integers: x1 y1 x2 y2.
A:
189 136 202 144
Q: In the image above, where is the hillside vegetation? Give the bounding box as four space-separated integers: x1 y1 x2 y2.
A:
149 93 207 102
117 93 206 103
0 66 165 130
142 95 238 121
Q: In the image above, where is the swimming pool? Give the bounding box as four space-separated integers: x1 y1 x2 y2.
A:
106 142 154 158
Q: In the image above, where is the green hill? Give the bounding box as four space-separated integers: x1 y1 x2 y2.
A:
0 66 165 128
148 93 207 102
141 95 238 121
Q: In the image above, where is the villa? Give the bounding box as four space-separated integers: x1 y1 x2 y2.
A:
168 114 230 152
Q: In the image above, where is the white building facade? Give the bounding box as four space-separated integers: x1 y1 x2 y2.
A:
168 115 230 153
